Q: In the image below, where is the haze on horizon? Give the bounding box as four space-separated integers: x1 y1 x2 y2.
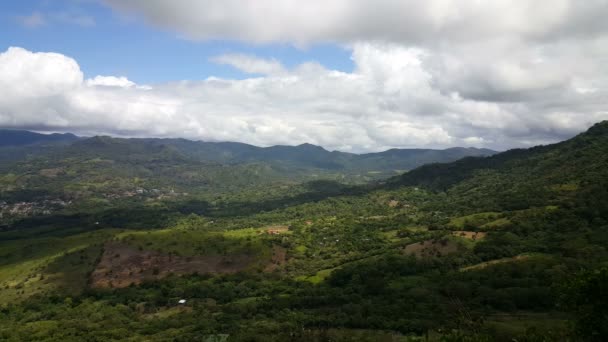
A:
1 0 608 153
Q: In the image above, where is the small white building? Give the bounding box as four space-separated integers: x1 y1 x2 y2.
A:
178 299 187 305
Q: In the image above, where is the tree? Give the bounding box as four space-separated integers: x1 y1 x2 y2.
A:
559 267 608 341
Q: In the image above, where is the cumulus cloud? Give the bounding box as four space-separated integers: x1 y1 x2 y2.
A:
2 43 607 152
86 76 137 88
0 47 83 98
94 0 608 149
211 54 286 75
102 0 608 45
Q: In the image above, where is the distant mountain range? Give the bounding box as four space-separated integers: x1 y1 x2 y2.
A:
0 129 79 147
0 129 496 174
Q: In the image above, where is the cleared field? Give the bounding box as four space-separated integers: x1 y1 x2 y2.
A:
451 231 487 240
481 217 511 229
459 253 551 271
403 238 465 258
117 227 268 257
90 242 257 288
296 267 336 284
448 212 507 229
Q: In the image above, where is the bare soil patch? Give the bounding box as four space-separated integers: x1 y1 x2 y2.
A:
90 242 256 288
262 225 290 235
403 239 463 258
264 245 287 272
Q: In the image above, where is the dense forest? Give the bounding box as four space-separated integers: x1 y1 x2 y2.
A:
1 123 608 341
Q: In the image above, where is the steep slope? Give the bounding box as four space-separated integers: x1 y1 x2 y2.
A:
347 146 495 172
389 121 608 213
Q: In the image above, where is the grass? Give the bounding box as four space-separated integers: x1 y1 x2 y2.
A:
382 226 430 242
448 212 504 229
481 217 511 229
381 230 400 242
116 227 270 260
223 228 261 238
296 267 336 284
449 233 486 248
0 229 117 303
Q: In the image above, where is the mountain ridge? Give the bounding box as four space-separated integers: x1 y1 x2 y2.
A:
0 129 79 147
0 129 497 173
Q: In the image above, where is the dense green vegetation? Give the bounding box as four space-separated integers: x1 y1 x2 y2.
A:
1 123 608 340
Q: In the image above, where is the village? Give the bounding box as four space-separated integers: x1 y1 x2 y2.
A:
102 187 188 201
0 199 71 220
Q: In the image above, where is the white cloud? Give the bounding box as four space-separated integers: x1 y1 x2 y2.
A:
102 0 608 45
212 54 286 75
0 47 83 98
86 76 137 88
1 41 607 152
95 1 608 147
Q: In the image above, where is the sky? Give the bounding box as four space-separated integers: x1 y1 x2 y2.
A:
1 0 608 152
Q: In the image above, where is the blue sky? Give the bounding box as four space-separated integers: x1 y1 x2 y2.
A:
1 0 353 83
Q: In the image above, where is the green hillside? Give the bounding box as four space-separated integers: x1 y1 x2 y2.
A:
1 123 607 340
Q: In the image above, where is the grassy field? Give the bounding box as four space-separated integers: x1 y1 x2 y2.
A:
0 229 118 303
116 227 270 258
448 212 504 229
296 267 336 284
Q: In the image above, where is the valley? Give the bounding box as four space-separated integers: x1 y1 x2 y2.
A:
1 123 607 341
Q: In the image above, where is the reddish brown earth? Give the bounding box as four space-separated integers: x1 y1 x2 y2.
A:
261 225 290 235
90 242 256 288
264 245 287 272
403 239 463 258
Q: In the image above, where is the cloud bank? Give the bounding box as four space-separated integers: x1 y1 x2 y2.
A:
2 1 608 152
103 0 608 46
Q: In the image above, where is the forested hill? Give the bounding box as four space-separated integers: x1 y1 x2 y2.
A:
388 120 608 213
